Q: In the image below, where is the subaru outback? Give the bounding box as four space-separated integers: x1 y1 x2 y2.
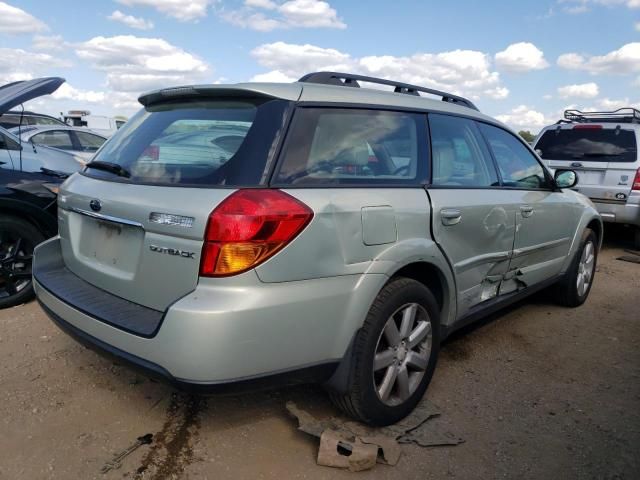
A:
33 72 602 426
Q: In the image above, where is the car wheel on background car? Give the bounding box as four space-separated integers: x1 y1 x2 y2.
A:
0 215 43 309
556 228 598 308
329 277 440 426
634 227 640 251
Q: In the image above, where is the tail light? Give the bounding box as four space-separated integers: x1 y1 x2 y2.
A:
573 124 602 130
141 145 159 161
633 167 640 191
200 189 313 277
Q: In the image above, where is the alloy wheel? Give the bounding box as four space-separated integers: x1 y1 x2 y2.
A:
373 303 432 406
576 240 595 297
0 232 33 299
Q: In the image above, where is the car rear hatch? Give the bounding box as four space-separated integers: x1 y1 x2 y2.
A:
57 85 300 311
0 77 65 115
535 123 638 202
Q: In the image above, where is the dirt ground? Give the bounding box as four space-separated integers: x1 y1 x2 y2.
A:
1 226 639 480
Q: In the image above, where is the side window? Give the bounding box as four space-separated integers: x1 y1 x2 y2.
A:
0 132 21 151
36 117 64 126
276 108 424 185
478 123 550 190
32 130 74 151
74 131 106 152
429 114 499 187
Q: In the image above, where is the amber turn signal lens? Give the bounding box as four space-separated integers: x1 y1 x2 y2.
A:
199 190 313 277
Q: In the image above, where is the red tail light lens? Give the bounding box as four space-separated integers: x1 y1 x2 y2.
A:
200 189 313 277
141 145 159 161
633 167 640 191
573 124 602 130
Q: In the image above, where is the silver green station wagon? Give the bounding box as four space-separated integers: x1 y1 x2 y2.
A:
33 72 602 425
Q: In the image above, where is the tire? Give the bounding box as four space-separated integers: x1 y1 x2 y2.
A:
555 228 598 308
329 277 440 426
0 215 44 309
633 227 640 251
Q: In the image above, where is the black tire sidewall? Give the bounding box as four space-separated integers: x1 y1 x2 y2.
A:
356 278 440 425
566 229 598 306
0 215 44 309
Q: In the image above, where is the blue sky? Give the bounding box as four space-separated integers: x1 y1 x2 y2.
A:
1 0 639 132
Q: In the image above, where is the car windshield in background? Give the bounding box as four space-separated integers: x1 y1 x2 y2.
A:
536 128 637 162
84 98 289 186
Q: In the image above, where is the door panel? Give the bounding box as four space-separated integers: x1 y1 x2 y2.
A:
477 122 581 290
428 189 516 318
427 113 516 318
504 190 580 291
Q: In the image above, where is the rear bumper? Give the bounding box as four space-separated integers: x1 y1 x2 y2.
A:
33 237 386 385
593 193 640 227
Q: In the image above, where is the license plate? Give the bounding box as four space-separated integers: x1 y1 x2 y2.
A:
70 213 143 276
576 170 605 185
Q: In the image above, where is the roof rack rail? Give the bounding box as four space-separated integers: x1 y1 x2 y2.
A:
564 108 640 124
298 71 479 111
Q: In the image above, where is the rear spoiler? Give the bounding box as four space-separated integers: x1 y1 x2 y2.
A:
138 84 302 107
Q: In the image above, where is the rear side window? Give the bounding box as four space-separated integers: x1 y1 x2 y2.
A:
478 123 550 190
429 114 498 187
74 131 106 152
275 108 425 185
85 99 290 186
535 127 638 163
32 130 74 151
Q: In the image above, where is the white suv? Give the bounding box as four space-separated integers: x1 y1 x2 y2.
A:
534 108 640 248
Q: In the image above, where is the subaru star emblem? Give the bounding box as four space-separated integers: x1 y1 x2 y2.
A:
89 199 102 212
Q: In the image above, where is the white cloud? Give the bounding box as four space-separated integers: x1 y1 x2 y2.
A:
250 70 297 82
557 43 640 74
635 21 640 30
115 0 214 22
559 0 640 14
75 35 210 97
108 10 154 30
0 47 71 84
557 82 599 98
494 42 549 72
0 1 47 34
496 105 549 131
221 0 346 31
31 35 66 51
51 83 106 103
245 0 277 7
251 41 509 101
595 97 640 109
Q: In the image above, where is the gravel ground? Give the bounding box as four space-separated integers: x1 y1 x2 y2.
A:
0 226 638 480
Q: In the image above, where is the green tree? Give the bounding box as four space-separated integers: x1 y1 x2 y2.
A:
518 130 535 143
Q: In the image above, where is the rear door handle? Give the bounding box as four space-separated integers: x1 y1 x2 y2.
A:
441 208 462 225
520 205 534 218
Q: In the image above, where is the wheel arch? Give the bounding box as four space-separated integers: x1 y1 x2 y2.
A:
0 199 57 238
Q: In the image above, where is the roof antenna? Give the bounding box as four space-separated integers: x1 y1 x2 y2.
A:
18 103 24 172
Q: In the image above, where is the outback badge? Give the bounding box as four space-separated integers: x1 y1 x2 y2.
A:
149 245 196 259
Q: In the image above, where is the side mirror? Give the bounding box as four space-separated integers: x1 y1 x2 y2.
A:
555 169 578 189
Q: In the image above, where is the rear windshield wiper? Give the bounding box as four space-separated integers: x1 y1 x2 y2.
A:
40 167 69 179
85 161 131 178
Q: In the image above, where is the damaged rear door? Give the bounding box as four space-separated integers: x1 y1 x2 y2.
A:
426 114 517 319
477 122 581 291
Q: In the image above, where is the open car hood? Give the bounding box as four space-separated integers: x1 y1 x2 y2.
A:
0 77 65 115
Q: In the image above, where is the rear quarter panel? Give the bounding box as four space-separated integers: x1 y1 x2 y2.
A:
255 188 457 327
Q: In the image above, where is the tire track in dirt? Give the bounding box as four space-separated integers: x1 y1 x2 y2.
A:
135 393 205 479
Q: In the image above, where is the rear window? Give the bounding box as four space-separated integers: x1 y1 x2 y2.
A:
84 98 290 186
535 128 638 162
275 108 426 185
